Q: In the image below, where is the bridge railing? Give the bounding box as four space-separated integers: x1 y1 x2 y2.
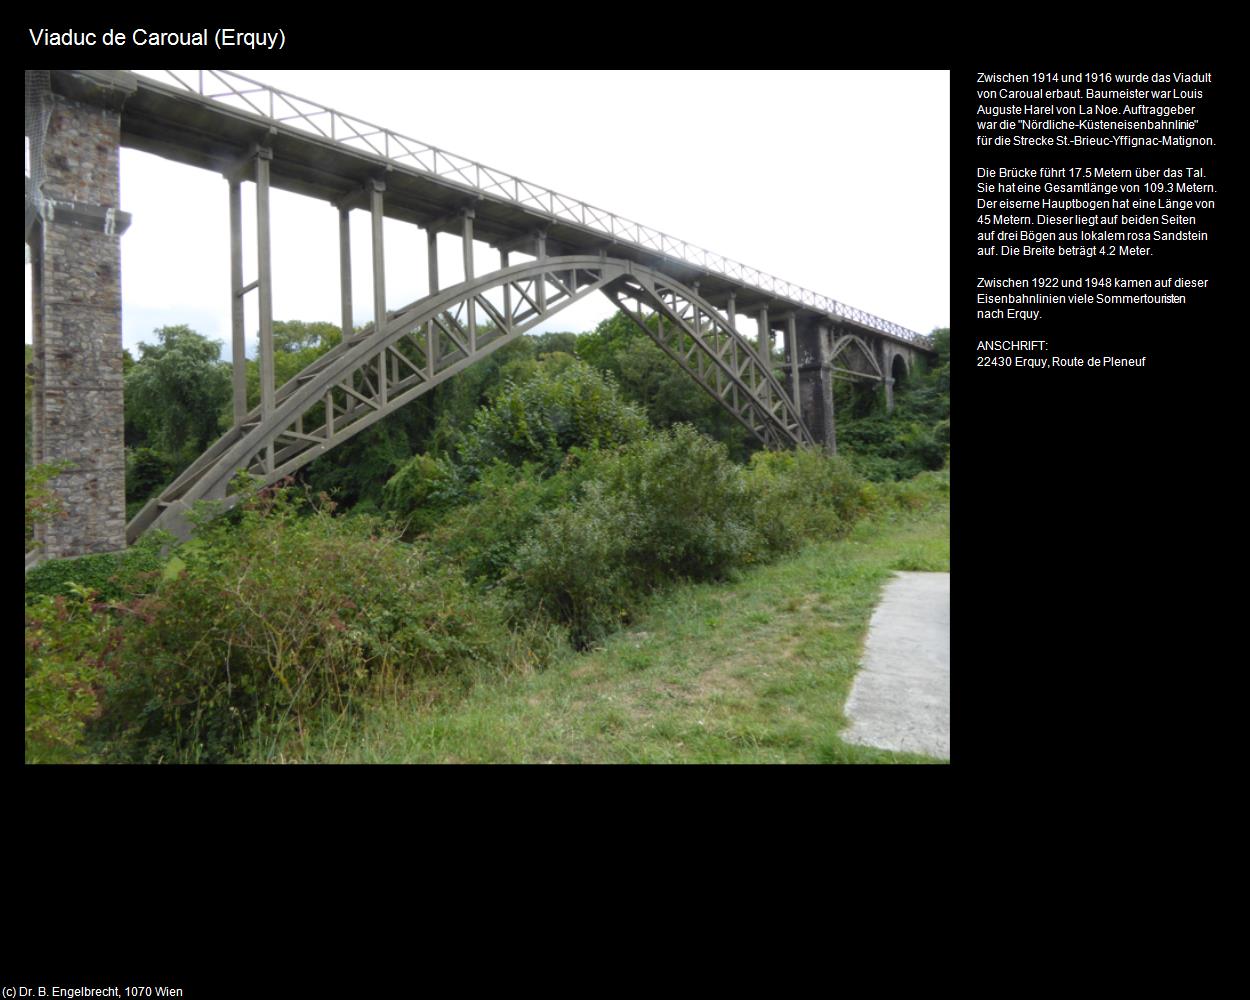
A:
139 69 932 347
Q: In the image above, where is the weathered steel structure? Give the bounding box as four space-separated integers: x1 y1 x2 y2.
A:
26 69 934 559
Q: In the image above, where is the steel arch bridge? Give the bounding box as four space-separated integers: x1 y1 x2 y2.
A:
26 69 936 558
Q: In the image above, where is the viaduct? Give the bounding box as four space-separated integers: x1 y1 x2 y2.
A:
25 69 935 564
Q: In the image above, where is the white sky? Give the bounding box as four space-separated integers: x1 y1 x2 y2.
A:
25 69 950 359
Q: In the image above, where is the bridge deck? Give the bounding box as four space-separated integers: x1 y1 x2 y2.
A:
51 69 931 354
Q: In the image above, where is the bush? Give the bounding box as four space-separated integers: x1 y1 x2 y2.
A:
25 533 169 606
382 452 464 537
458 360 649 477
745 448 874 555
427 457 592 587
125 446 175 507
877 468 950 515
25 461 72 551
25 586 122 762
593 424 755 586
507 425 756 646
507 481 640 646
97 485 519 762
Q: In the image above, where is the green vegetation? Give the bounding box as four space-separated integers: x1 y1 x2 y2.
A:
25 461 75 553
91 486 553 763
839 328 950 481
125 324 232 462
299 473 950 764
25 314 950 764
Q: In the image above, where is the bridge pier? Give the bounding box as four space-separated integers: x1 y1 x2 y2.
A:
792 322 837 454
27 71 134 561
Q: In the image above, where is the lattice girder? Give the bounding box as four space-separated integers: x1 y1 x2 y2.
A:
830 333 885 380
129 256 625 541
602 268 814 449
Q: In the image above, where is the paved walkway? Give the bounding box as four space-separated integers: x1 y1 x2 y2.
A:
843 572 949 759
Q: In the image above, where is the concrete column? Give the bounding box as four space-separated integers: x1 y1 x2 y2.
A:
795 321 837 454
462 209 476 351
501 250 512 332
884 376 895 414
787 314 800 413
691 282 701 339
757 307 771 368
229 181 247 425
426 226 439 375
370 180 386 335
30 77 134 559
370 180 387 406
726 291 736 331
339 207 353 341
535 231 547 312
255 148 275 432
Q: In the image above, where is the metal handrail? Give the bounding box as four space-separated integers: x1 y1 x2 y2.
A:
138 69 932 347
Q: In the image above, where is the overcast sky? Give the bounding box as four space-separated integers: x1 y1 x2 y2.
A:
25 69 950 359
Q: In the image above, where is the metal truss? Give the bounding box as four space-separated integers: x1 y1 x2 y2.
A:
829 333 886 381
128 256 820 542
129 256 623 541
140 69 929 347
604 272 813 450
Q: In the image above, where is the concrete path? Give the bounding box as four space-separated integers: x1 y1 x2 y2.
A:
843 572 949 759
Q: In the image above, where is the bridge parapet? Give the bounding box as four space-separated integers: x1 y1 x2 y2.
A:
135 70 932 350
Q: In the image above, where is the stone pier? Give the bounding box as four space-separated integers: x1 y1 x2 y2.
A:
792 321 837 454
28 71 134 561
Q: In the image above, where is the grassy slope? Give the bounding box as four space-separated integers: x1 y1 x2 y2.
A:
301 498 950 764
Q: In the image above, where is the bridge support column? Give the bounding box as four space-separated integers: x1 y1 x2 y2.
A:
427 225 439 375
757 307 771 369
28 73 134 560
462 209 476 351
229 181 247 426
786 314 800 413
255 148 276 473
339 206 353 341
535 231 547 312
370 179 387 406
794 322 836 454
500 250 512 332
884 375 895 414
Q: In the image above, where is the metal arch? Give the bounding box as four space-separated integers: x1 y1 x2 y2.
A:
604 271 814 449
128 256 626 541
829 333 885 381
129 255 819 543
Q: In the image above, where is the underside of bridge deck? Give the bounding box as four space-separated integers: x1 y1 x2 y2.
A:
27 69 934 559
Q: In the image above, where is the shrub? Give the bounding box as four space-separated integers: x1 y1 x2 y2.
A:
25 533 169 606
427 457 591 587
125 446 175 506
507 481 639 646
97 486 518 762
458 360 649 477
592 424 755 586
25 461 72 551
745 447 877 556
25 586 122 763
877 468 950 515
382 452 463 537
507 425 756 646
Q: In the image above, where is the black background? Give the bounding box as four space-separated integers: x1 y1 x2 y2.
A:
16 17 1234 974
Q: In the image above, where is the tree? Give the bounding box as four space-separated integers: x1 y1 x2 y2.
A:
125 325 231 462
576 312 749 458
245 320 343 411
458 358 650 477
